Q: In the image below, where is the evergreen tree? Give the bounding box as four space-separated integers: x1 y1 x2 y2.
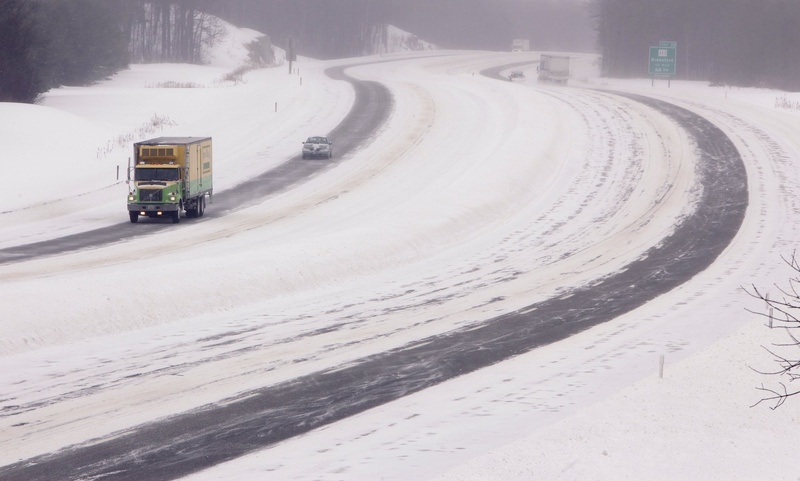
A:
0 0 130 103
39 0 130 87
0 0 47 102
591 0 800 89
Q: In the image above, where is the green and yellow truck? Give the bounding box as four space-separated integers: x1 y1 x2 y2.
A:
127 137 213 223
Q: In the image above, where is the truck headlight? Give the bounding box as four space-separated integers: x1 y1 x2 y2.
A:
128 194 135 202
169 194 177 201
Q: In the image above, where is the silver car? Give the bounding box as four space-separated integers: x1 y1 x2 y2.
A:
302 136 333 159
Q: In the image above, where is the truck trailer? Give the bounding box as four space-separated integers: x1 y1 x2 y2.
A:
127 137 213 223
511 38 530 52
538 54 570 85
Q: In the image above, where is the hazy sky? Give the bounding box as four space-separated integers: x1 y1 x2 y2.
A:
211 0 596 57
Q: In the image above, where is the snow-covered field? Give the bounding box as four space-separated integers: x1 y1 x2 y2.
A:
1 22 799 481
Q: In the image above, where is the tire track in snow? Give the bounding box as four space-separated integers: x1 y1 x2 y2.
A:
0 94 748 481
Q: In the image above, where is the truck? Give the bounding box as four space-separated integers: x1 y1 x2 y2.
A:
511 38 530 52
537 54 570 85
127 137 213 223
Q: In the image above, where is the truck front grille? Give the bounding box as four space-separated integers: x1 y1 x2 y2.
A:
139 189 163 202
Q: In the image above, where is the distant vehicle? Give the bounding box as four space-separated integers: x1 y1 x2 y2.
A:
302 136 333 159
508 71 525 80
538 54 570 85
127 137 213 223
511 38 530 51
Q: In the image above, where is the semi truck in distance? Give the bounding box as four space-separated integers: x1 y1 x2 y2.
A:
538 54 570 85
127 137 213 223
511 38 530 52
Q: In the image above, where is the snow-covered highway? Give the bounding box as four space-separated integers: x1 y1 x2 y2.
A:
1 40 798 480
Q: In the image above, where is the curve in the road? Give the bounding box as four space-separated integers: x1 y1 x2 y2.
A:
480 61 539 81
0 64 393 265
0 92 747 481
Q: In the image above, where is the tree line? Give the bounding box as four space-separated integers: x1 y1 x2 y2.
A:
593 0 800 89
0 0 222 103
126 0 225 64
0 0 597 103
4 0 800 103
0 0 128 102
207 0 594 59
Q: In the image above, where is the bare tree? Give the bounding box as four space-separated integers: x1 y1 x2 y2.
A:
127 0 225 64
746 252 800 409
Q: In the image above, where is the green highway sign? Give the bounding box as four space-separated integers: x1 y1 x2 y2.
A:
649 44 676 76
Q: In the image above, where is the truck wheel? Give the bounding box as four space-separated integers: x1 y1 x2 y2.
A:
198 196 205 217
172 211 181 223
129 212 138 223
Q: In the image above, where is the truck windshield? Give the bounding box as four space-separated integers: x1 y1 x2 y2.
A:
135 167 180 181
